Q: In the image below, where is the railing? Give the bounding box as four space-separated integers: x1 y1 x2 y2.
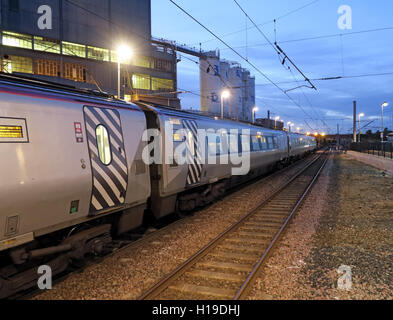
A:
350 142 393 159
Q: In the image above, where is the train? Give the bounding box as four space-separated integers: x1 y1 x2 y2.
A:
0 74 317 298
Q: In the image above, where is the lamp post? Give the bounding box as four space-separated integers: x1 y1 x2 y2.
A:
252 107 259 124
221 89 230 120
274 116 280 129
381 102 389 142
358 112 365 143
117 45 132 99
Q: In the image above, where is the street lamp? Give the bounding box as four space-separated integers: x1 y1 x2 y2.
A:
117 45 132 99
252 107 259 124
221 89 230 119
296 127 301 133
381 102 389 142
358 112 365 143
274 116 280 129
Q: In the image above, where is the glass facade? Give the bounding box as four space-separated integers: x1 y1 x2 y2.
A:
2 31 32 49
134 56 150 68
62 41 86 58
152 77 174 91
88 46 109 61
35 59 60 77
0 30 175 92
63 63 87 82
132 73 151 90
34 36 60 54
1 55 33 74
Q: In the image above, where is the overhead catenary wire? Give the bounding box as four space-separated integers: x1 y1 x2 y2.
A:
194 0 321 46
232 0 321 130
169 0 318 131
219 26 393 51
232 0 317 93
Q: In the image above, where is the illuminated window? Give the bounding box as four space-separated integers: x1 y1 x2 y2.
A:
251 136 261 151
34 36 60 54
62 41 86 58
63 63 87 82
95 125 112 165
88 46 109 61
35 59 60 77
132 73 150 90
2 31 32 49
110 51 131 64
1 55 33 74
152 77 173 91
134 56 150 68
260 136 268 150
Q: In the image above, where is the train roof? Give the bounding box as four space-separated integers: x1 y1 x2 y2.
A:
136 102 291 135
0 73 311 138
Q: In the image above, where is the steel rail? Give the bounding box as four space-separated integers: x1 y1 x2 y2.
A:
234 152 329 299
15 153 318 300
138 151 328 300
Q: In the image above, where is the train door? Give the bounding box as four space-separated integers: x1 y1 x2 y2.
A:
83 106 128 215
182 119 203 186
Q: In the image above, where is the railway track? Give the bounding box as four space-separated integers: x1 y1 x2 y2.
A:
14 152 321 300
139 150 329 300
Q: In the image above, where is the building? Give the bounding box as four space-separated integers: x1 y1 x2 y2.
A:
199 51 255 122
0 0 179 107
255 118 284 130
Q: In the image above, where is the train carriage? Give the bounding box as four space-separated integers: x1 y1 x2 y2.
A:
0 74 317 298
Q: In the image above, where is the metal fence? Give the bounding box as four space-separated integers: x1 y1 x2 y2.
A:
350 142 393 159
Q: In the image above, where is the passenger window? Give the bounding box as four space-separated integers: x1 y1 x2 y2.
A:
267 137 274 149
96 125 111 165
251 136 261 151
260 136 268 150
273 137 279 149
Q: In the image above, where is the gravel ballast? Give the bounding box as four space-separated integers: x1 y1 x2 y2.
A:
33 159 312 300
248 153 393 300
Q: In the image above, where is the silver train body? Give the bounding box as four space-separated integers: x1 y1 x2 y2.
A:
0 75 316 297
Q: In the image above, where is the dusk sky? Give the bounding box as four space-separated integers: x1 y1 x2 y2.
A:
152 0 393 134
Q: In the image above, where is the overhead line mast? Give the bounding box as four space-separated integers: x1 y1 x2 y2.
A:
169 0 317 131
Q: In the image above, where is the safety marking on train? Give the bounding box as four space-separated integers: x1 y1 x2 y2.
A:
182 119 203 186
84 106 128 214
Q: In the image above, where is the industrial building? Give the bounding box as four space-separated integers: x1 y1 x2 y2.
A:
199 50 255 122
0 0 179 107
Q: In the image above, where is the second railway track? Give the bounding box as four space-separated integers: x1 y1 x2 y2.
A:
139 150 329 300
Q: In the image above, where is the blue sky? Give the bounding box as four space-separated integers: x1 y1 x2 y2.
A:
152 0 393 133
